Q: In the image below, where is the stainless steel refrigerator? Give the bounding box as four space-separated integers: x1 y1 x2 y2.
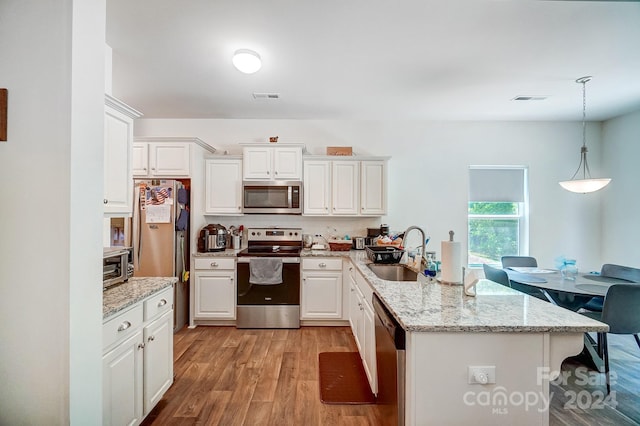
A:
132 178 190 332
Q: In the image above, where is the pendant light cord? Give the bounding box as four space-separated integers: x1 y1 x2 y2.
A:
568 76 593 181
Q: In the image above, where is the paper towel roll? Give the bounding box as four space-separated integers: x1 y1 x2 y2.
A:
441 240 463 284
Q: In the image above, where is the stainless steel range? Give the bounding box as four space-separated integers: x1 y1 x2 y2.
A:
236 227 302 329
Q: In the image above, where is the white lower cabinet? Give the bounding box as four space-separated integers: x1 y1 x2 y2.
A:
348 261 377 394
143 310 173 413
103 329 144 426
193 257 236 320
103 287 173 426
301 258 343 320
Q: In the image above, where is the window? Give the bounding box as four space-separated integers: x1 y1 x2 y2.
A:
468 167 528 267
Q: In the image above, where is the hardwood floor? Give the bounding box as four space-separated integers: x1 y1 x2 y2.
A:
143 326 640 426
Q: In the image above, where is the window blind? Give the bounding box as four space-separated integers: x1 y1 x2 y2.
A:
469 168 525 202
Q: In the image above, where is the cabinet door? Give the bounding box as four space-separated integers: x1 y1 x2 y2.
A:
194 271 236 319
131 143 149 176
103 330 144 426
360 160 386 215
104 106 134 215
301 271 342 319
332 161 359 215
243 147 272 180
143 310 173 415
273 147 302 180
205 159 243 214
349 280 364 353
149 142 191 176
362 300 378 394
303 160 331 215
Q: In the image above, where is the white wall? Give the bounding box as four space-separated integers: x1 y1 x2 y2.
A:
0 1 104 424
136 118 606 271
602 109 640 268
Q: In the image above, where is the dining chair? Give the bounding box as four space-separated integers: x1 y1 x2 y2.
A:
501 256 538 268
581 284 640 394
582 264 640 312
498 256 548 300
483 264 511 288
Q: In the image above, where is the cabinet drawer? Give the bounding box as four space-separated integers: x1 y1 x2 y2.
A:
144 287 174 321
103 304 144 350
194 257 235 270
302 258 343 271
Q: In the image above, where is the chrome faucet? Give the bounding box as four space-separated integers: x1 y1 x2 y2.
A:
403 225 427 268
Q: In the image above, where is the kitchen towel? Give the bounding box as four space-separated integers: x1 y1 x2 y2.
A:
441 240 463 284
249 258 283 285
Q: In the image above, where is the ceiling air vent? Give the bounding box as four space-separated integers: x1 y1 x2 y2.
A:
512 96 548 101
252 92 280 100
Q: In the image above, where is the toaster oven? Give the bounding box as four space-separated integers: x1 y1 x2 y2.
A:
103 247 131 290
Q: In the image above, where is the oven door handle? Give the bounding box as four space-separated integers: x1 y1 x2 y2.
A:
237 257 300 264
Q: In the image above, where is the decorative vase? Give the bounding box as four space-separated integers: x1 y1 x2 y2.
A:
561 259 578 280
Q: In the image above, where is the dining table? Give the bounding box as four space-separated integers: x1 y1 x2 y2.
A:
505 266 633 372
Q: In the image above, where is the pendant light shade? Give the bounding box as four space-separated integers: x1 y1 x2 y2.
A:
559 76 611 194
232 49 262 74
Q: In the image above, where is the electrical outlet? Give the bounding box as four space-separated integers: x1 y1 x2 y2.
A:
468 366 496 384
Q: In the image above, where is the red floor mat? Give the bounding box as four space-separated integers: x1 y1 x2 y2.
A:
318 352 376 405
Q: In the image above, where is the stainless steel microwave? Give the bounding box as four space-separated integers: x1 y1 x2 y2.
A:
242 181 302 214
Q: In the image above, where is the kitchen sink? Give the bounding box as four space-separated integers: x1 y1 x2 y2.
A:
367 264 419 281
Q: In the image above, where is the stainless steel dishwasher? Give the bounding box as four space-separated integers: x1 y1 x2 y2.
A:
373 294 406 426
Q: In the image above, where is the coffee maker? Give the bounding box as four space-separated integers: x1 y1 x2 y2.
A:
198 224 228 252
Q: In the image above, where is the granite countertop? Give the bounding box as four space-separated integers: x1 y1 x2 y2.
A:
346 252 608 334
103 277 177 320
193 248 240 257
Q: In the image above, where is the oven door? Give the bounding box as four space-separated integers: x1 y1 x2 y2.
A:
236 257 300 305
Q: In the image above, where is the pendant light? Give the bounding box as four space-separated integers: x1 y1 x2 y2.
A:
559 76 611 193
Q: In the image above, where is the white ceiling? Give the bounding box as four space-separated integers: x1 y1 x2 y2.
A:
106 0 640 121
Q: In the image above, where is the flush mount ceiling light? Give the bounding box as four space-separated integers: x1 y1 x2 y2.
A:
559 76 611 194
232 49 261 74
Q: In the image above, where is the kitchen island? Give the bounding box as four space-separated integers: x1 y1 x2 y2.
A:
342 250 608 426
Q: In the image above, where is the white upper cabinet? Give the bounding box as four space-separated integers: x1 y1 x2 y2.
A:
204 157 243 215
303 157 387 217
332 161 359 215
243 146 302 180
104 95 142 216
303 160 331 215
360 160 387 216
133 141 191 177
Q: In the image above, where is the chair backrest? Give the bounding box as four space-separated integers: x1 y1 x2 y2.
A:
601 264 640 283
501 256 538 268
602 284 640 334
483 264 511 287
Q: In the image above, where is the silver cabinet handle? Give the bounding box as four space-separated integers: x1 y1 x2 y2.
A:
319 262 327 268
117 321 131 332
349 267 353 271
137 343 145 350
157 299 167 307
143 167 147 171
103 199 108 204
267 170 270 175
210 262 219 267
148 335 155 342
275 171 278 175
